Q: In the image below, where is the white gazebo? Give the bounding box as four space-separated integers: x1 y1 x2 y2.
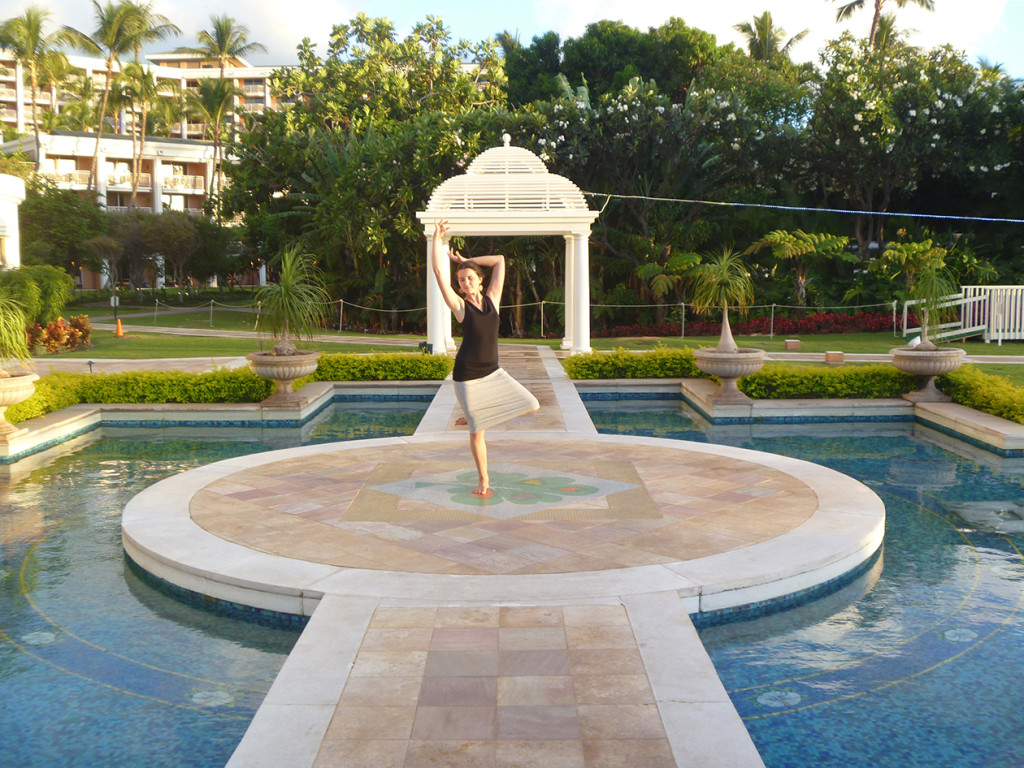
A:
417 135 599 355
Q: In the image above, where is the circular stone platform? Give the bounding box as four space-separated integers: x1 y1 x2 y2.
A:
122 432 884 616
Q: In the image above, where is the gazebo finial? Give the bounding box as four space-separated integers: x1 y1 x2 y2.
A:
502 133 511 147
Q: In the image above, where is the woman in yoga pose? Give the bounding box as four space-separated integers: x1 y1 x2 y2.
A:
430 220 539 498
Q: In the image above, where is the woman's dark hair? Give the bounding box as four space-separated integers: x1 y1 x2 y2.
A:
457 261 486 281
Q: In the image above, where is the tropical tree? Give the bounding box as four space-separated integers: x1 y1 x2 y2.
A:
745 229 852 305
124 1 179 62
120 60 176 205
687 247 754 352
0 7 75 169
829 0 935 48
64 1 144 191
175 14 266 80
733 11 808 63
186 77 243 211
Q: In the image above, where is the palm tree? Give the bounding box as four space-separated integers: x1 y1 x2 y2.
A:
175 14 266 80
60 75 100 132
733 11 809 63
121 60 174 206
0 7 75 169
186 77 243 214
829 0 935 48
64 1 144 192
688 247 754 353
125 1 179 62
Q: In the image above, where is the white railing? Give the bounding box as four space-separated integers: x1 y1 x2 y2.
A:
0 87 16 100
902 286 1024 345
44 169 91 186
107 173 152 188
963 285 1024 344
107 206 153 214
163 174 204 191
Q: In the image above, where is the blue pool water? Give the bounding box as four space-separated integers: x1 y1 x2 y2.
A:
587 399 1024 768
0 401 427 768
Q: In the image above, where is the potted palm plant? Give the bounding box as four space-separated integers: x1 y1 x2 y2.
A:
688 247 765 404
0 288 38 439
890 259 964 402
246 246 331 404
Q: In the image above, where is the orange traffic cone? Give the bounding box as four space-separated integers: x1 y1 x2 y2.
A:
115 319 124 337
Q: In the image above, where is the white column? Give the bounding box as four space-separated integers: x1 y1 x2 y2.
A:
152 158 163 214
571 231 591 354
561 235 574 350
97 151 108 208
426 234 451 355
14 62 24 133
259 263 267 286
155 255 165 288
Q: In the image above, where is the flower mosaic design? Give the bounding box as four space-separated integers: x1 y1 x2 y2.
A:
369 462 640 520
444 470 600 507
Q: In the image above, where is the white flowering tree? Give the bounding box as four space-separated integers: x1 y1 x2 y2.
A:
809 34 1014 256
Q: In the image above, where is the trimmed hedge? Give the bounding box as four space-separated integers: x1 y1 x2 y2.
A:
939 365 1024 426
6 352 453 425
563 347 703 379
312 352 453 381
739 364 916 399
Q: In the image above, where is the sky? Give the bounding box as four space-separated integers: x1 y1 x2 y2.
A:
37 0 1024 79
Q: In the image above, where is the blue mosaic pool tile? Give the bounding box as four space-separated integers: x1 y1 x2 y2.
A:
0 421 101 464
125 555 309 630
691 547 883 628
916 414 1024 458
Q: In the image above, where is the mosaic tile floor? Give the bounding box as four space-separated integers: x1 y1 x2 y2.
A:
190 439 817 575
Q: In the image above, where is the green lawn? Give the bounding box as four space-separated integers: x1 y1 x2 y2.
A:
45 314 1024 386
40 332 417 359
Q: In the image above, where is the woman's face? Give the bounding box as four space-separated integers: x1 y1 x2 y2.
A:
457 267 483 298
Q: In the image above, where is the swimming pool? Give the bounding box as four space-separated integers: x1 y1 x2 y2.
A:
0 401 428 768
586 399 1024 768
4 395 1022 767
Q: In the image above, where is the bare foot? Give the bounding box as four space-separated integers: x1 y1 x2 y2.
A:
455 416 468 426
472 486 494 499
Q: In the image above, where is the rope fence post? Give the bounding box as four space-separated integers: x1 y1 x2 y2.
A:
770 304 776 339
209 300 214 328
892 300 897 337
540 300 544 339
338 299 344 331
680 303 685 339
153 298 158 325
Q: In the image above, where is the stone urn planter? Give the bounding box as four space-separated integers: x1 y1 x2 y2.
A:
890 346 964 402
0 373 39 440
693 347 766 405
246 351 320 405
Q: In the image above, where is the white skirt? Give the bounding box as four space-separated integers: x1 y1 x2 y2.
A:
453 368 539 433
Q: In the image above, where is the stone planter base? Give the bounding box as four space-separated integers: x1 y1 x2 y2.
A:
0 373 39 442
693 348 766 405
890 347 965 402
246 351 321 405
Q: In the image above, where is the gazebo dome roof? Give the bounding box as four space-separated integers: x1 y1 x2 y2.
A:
425 134 589 212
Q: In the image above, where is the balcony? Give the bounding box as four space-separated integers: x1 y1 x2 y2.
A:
162 174 204 191
107 173 152 189
107 206 153 214
0 86 16 100
44 169 91 187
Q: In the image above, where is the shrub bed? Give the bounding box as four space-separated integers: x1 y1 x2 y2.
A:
739 364 915 399
6 352 453 425
563 347 703 379
939 365 1024 426
313 352 453 381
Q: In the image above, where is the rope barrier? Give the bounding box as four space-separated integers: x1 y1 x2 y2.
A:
582 191 1024 226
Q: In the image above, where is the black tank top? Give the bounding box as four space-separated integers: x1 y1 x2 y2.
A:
452 295 499 382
